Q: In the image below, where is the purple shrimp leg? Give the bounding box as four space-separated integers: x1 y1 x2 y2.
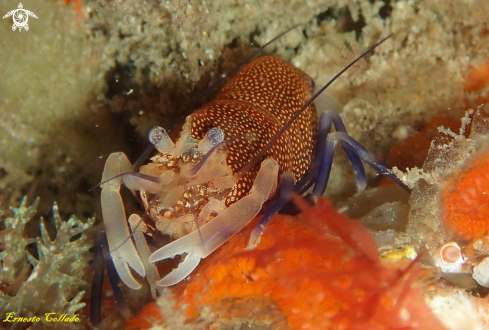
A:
314 110 368 192
101 232 131 319
313 130 411 196
276 110 368 198
90 232 130 326
90 232 104 326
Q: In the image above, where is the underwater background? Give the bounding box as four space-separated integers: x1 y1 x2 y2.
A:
1 0 489 329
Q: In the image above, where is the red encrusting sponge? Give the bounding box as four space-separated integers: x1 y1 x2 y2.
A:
127 196 445 329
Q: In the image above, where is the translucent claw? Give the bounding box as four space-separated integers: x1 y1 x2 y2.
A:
129 214 163 297
150 158 279 286
149 229 204 263
246 172 295 250
156 254 201 287
100 152 146 289
112 251 143 290
101 183 145 289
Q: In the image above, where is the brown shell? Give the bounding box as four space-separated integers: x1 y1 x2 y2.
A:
190 56 318 205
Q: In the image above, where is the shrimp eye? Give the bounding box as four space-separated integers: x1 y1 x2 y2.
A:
149 126 175 153
197 127 225 155
207 127 224 145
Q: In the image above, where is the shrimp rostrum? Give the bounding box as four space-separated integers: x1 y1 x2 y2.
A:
99 33 409 291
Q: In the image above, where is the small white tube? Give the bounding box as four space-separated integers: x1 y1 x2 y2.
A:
149 126 175 154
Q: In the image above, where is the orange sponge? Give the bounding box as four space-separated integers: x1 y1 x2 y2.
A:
443 152 489 240
126 302 163 330
128 196 444 329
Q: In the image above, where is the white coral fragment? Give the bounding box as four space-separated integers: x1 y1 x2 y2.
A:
427 289 488 330
473 257 489 287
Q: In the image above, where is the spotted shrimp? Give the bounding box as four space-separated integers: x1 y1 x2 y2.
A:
98 29 408 293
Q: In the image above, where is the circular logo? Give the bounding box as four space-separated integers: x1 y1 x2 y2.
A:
13 9 28 28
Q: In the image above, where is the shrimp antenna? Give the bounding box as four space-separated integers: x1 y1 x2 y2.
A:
132 144 156 171
89 172 162 192
237 34 393 176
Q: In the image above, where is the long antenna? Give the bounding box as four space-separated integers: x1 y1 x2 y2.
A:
237 35 393 176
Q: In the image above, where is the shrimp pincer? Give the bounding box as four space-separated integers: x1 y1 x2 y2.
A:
97 30 408 294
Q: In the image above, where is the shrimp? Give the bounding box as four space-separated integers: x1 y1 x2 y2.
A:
98 29 406 293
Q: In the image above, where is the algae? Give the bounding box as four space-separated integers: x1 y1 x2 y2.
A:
0 197 94 329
